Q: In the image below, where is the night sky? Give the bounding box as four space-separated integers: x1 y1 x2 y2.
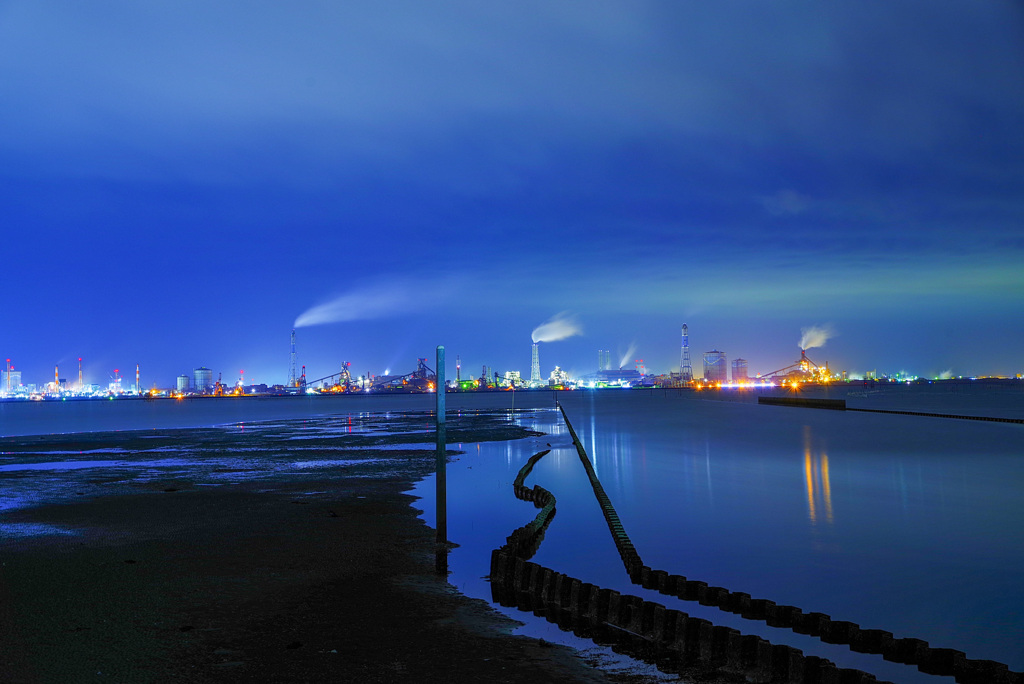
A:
3 2 1022 388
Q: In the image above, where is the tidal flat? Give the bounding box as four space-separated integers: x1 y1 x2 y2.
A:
0 410 652 683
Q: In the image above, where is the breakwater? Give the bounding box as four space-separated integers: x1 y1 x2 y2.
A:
488 404 1020 684
757 395 1024 424
759 397 848 410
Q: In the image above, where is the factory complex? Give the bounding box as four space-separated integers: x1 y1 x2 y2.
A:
4 323 1019 402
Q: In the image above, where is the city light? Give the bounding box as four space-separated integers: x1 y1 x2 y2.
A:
0 338 1018 401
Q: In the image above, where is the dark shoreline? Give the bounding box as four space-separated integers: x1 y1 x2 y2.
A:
0 412 654 683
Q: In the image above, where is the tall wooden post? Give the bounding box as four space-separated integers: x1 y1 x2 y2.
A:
435 346 446 546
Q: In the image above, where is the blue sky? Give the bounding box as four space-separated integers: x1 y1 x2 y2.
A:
2 2 1022 387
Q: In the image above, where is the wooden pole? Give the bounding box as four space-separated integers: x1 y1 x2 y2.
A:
435 346 446 545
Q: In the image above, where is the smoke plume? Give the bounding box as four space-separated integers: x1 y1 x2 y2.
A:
295 278 457 327
938 369 954 380
799 324 835 350
295 286 412 327
618 341 637 370
531 312 582 344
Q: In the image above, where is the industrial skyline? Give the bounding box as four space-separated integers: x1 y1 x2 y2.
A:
1 318 1018 396
3 3 1022 384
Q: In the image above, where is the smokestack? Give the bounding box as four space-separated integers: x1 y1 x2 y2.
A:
530 343 540 385
289 329 297 387
78 358 83 389
136 364 140 394
54 364 59 392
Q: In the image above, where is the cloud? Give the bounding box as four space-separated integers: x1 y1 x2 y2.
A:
531 312 583 343
760 190 810 216
8 3 1020 172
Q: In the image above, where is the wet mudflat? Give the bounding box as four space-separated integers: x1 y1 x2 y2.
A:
0 410 655 683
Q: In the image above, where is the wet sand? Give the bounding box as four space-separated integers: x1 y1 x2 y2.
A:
0 414 650 683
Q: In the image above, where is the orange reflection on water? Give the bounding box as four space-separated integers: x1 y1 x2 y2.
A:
803 426 833 525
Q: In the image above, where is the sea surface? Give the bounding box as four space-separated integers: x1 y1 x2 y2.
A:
0 390 563 438
412 383 1024 684
2 384 1023 683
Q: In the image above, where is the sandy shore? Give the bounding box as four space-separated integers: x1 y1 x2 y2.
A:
0 415 649 683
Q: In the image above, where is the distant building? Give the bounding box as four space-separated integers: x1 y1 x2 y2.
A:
2 370 22 393
703 351 727 383
581 368 642 386
731 358 748 382
194 367 213 393
176 375 190 392
548 366 570 386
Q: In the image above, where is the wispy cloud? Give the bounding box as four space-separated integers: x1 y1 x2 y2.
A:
760 189 810 216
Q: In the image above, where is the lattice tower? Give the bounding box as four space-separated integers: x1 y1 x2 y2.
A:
680 324 693 382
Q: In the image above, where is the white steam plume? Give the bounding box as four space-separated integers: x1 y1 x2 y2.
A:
799 324 835 351
531 312 582 344
295 279 455 327
938 369 954 380
618 341 637 370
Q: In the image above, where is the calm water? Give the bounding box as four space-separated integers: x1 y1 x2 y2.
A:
3 386 1022 682
414 386 1024 684
0 390 576 438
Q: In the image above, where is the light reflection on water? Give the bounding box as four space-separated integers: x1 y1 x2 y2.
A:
803 425 834 526
291 458 402 469
3 390 1022 681
2 522 76 537
0 412 450 535
415 391 1024 684
0 459 191 472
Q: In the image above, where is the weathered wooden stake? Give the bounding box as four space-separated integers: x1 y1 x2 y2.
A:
435 345 447 547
